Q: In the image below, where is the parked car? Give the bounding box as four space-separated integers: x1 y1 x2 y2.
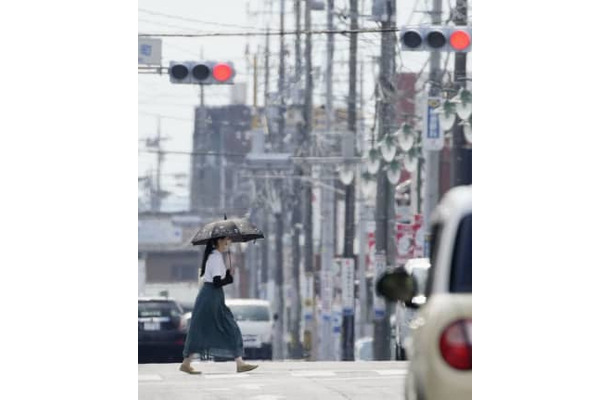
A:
138 297 188 363
355 336 374 361
377 185 472 400
393 258 431 361
225 299 274 360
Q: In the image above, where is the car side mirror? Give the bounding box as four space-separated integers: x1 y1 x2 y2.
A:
376 268 418 307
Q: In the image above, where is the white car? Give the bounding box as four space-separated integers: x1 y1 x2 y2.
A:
225 299 274 360
377 185 472 400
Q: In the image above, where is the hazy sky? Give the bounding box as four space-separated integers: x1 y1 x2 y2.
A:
138 0 463 211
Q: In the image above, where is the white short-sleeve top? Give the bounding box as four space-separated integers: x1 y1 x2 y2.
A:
202 250 227 283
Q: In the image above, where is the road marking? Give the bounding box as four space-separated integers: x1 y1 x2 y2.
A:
374 369 408 375
138 374 163 381
314 376 404 382
238 384 264 390
205 374 250 379
290 371 336 377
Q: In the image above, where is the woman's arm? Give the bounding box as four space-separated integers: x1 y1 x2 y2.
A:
212 270 233 288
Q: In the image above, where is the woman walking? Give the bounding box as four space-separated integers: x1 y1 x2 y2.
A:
180 236 258 374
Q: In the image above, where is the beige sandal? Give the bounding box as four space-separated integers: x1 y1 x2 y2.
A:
237 364 258 373
179 364 202 375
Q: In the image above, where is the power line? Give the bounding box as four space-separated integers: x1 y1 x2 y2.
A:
139 8 268 32
138 27 400 38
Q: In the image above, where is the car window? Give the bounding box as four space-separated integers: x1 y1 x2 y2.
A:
450 213 472 293
139 301 183 318
229 305 270 321
425 222 443 298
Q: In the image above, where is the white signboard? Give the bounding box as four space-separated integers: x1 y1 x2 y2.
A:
373 252 387 319
423 96 444 151
138 38 162 66
341 258 355 315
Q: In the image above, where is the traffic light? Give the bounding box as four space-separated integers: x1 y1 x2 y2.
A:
399 26 471 52
169 61 236 84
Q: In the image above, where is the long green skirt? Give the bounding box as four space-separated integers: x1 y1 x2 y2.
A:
182 282 244 359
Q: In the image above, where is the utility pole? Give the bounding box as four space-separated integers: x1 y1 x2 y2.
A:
290 0 304 360
423 0 443 239
373 0 397 361
154 116 162 212
303 0 315 361
357 58 367 340
451 0 471 187
318 0 336 361
273 0 287 361
265 27 270 108
341 0 358 361
260 28 271 301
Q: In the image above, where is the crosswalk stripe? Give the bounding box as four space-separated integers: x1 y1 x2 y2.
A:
205 374 250 379
138 374 163 381
290 371 336 377
374 369 408 375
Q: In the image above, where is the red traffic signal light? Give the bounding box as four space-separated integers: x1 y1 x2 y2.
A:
449 30 471 51
212 63 234 83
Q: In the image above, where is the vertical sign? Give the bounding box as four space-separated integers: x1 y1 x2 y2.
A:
138 38 162 66
303 273 314 322
373 252 387 319
341 258 355 315
321 269 333 320
332 300 342 360
423 96 444 151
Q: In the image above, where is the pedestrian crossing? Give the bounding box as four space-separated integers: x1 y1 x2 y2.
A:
138 368 407 382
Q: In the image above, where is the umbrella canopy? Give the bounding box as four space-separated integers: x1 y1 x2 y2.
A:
191 216 265 246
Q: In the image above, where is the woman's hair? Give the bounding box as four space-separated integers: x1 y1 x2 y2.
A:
200 237 225 277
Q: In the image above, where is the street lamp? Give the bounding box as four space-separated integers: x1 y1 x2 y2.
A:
439 99 457 132
453 88 472 120
462 118 472 144
385 160 402 185
361 171 376 198
403 153 418 173
338 164 355 185
395 123 415 152
366 148 381 174
379 134 397 163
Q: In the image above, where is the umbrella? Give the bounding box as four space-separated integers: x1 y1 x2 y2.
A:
191 215 265 246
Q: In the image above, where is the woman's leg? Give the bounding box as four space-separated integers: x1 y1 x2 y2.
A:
235 356 258 372
179 355 201 374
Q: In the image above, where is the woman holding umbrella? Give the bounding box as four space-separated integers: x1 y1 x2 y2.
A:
180 217 263 375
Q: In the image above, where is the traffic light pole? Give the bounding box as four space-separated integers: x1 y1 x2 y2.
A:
423 0 443 238
451 0 471 187
373 0 396 361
